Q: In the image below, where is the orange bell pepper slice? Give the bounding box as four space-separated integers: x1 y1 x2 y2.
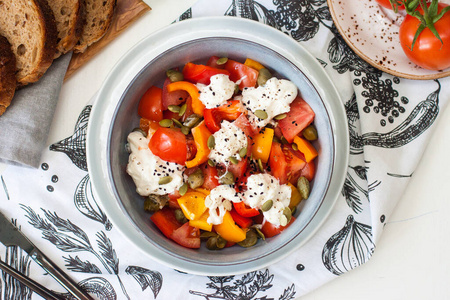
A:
293 136 318 163
166 81 204 116
185 121 212 168
251 127 274 163
214 211 246 243
177 191 207 221
244 58 265 71
189 211 212 232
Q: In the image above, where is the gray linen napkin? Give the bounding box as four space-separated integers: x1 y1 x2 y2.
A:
0 53 72 168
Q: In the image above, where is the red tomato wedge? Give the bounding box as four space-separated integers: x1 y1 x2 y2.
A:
261 216 296 238
206 56 225 69
162 78 189 110
224 59 258 89
202 164 220 190
300 160 316 182
278 97 315 143
171 222 201 248
204 100 243 133
269 142 288 184
182 62 230 85
150 207 182 239
149 127 187 165
138 86 163 121
282 145 307 185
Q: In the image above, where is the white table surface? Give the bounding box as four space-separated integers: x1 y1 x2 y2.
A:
8 0 450 298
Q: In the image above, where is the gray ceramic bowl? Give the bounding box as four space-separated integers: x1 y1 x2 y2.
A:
87 17 349 275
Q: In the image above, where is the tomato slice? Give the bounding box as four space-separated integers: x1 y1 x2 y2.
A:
182 62 230 85
203 100 243 133
206 56 225 69
138 86 163 121
230 208 253 228
282 145 307 184
224 59 259 89
277 97 315 143
300 160 316 182
227 157 248 181
261 216 296 238
171 222 201 249
201 164 220 190
150 207 182 239
149 127 187 165
162 78 189 110
233 201 260 218
269 142 288 184
233 113 259 137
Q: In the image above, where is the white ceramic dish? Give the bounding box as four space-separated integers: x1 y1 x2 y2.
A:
328 0 450 80
86 16 349 275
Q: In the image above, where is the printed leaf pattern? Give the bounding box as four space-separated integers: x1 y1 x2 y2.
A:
126 266 163 298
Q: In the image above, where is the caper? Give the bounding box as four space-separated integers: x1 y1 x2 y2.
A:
219 171 235 185
234 84 240 94
216 236 227 249
158 176 172 185
206 236 220 250
257 158 264 172
207 135 215 150
179 103 187 116
168 105 181 113
274 113 287 120
229 156 239 165
174 209 188 224
239 147 247 158
237 229 258 248
261 200 273 212
283 207 292 223
179 183 188 196
159 119 173 128
188 169 204 189
216 57 229 65
297 176 310 200
183 114 201 128
166 69 184 82
207 159 216 167
181 126 190 135
302 125 318 141
254 109 268 120
292 143 298 151
144 194 168 212
172 118 183 128
200 231 217 240
257 68 272 87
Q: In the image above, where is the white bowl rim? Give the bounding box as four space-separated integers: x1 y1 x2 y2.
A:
87 16 349 276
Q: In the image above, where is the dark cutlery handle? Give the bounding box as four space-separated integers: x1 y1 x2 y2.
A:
31 249 94 300
0 259 62 300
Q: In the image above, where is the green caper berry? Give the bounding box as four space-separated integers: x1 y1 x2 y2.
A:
207 135 215 150
168 105 181 113
181 126 190 135
206 236 219 250
302 125 318 141
297 176 310 200
200 231 217 240
207 159 216 167
219 171 235 185
216 236 227 249
166 69 184 82
234 84 240 94
174 209 188 224
179 103 187 116
159 119 173 128
257 68 272 87
257 158 264 172
292 143 298 151
237 229 258 248
172 118 183 128
239 147 247 158
158 176 172 185
261 200 273 212
229 156 239 165
188 169 204 189
254 109 268 120
274 113 287 120
144 194 168 212
216 57 228 65
179 183 188 196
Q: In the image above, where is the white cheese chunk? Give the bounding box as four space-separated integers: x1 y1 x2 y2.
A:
197 74 236 109
208 120 247 167
204 185 241 225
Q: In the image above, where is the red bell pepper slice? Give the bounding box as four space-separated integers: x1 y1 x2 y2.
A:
233 201 260 218
230 208 253 228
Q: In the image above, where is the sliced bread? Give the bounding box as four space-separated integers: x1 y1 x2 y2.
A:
48 0 86 58
0 0 58 86
0 35 16 115
73 0 116 53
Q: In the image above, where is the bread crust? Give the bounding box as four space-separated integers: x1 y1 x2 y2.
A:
73 0 116 53
0 35 16 116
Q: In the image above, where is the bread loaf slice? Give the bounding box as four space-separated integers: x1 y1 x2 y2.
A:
0 35 16 116
73 0 116 53
48 0 86 58
0 0 58 86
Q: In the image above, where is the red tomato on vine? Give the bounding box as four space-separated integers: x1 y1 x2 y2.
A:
375 0 405 11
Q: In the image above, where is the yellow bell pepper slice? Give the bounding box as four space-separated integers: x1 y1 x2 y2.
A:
177 191 207 221
244 58 265 71
195 188 211 196
288 182 302 210
251 127 274 163
185 121 212 168
189 211 212 232
293 136 318 163
166 81 205 116
214 211 246 243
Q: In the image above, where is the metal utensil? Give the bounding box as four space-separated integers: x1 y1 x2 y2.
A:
0 212 93 300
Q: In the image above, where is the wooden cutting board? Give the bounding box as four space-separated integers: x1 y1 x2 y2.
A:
64 0 151 80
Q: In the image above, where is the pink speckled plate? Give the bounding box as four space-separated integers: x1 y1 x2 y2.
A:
327 0 450 80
